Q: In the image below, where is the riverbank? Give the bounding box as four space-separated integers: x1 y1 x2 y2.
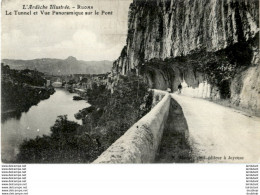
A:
1 64 55 121
16 75 153 163
1 84 55 121
1 88 90 163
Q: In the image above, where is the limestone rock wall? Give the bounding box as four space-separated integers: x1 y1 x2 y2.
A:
113 0 259 72
231 63 260 116
113 0 259 113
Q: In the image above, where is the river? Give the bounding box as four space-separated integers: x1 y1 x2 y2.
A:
1 88 90 162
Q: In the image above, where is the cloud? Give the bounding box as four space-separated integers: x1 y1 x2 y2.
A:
1 0 132 61
17 29 125 61
2 30 41 59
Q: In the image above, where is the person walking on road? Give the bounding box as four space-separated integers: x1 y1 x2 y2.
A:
178 83 182 94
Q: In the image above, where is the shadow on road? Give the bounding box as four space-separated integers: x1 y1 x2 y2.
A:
155 98 194 163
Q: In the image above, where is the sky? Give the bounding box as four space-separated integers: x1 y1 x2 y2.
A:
1 0 132 61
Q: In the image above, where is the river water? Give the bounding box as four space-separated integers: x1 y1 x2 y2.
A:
1 88 90 162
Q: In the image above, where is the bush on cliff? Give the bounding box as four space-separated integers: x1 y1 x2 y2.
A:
88 75 153 149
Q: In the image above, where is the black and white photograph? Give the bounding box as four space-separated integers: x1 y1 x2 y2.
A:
1 0 259 166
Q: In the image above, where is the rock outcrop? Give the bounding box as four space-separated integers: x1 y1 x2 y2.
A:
113 0 260 115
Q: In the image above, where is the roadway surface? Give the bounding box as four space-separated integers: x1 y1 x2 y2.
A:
171 94 260 163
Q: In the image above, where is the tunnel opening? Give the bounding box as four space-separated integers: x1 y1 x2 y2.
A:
219 80 231 99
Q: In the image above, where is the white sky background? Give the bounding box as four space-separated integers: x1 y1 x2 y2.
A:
1 0 132 61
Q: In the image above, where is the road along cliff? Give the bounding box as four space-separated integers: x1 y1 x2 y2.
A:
94 89 260 163
94 0 260 163
171 93 260 163
113 0 259 115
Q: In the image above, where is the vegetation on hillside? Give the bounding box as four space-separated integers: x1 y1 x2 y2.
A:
16 75 153 163
2 64 46 86
1 64 55 121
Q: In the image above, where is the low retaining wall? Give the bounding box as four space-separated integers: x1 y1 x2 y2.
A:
93 90 170 163
180 80 220 100
151 89 169 107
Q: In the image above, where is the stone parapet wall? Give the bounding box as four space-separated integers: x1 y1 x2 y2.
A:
93 90 170 163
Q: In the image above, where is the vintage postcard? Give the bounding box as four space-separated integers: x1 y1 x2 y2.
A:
1 0 259 165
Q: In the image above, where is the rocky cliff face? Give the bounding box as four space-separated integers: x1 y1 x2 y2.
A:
113 0 260 115
114 0 258 71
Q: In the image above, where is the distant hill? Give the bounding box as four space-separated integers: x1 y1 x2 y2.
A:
2 56 113 75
